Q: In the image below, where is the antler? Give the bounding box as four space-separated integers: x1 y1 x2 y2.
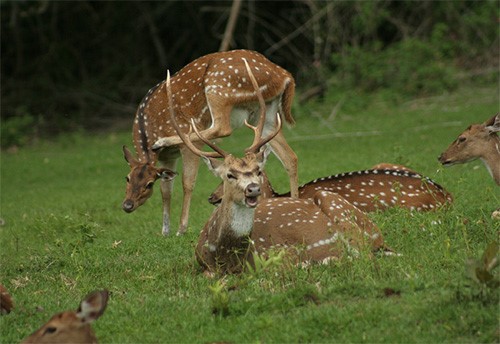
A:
242 58 283 154
165 71 227 158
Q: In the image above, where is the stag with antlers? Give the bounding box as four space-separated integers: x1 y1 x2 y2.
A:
167 59 386 274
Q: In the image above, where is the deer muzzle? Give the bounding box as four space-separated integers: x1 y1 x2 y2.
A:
244 183 261 208
122 199 136 213
438 153 453 166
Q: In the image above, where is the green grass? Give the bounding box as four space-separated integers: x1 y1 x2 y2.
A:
1 85 499 343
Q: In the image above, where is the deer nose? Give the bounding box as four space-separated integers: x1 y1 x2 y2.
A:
245 183 261 197
122 200 135 213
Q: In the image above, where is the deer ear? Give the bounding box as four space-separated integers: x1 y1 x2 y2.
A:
157 169 177 181
485 114 500 134
76 290 109 325
256 145 272 166
123 146 138 167
203 157 225 177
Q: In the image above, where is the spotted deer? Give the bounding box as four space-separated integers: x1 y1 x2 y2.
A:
22 290 108 344
439 114 500 185
208 164 453 212
123 49 298 236
168 59 386 274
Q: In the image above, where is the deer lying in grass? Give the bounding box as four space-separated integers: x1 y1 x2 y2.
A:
439 114 500 185
22 290 108 344
208 165 453 212
168 59 386 274
122 50 298 236
0 284 13 315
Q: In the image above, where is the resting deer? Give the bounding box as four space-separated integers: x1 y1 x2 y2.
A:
439 114 500 185
22 290 108 344
123 49 298 236
168 59 386 274
208 164 453 212
0 284 13 315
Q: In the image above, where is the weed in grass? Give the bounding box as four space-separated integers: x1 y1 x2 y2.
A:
208 279 230 317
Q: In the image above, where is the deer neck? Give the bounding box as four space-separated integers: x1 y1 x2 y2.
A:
200 199 255 273
213 199 255 243
481 136 500 185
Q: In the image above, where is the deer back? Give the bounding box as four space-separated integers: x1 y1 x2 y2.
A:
132 50 294 160
291 169 453 211
251 191 386 264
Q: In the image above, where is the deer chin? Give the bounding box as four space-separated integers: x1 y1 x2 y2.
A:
441 156 477 167
440 160 455 167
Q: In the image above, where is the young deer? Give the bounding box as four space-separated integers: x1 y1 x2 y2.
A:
168 59 386 274
123 50 298 236
22 290 108 344
208 165 453 212
439 114 500 185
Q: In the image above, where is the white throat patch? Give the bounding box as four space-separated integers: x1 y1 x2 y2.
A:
230 203 255 237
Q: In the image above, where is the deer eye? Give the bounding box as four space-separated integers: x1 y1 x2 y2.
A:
146 181 154 189
227 173 237 180
43 327 57 335
257 170 263 176
125 176 130 183
458 137 466 143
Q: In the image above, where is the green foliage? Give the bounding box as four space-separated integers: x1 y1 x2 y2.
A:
332 38 458 98
245 249 287 277
0 108 36 148
466 241 499 289
208 279 230 317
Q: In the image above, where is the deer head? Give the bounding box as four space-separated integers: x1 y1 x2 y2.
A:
439 114 500 166
122 146 177 213
438 114 500 185
22 290 108 344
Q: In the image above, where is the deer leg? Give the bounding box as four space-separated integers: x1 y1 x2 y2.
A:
152 101 234 150
159 158 178 236
177 145 202 235
268 131 299 198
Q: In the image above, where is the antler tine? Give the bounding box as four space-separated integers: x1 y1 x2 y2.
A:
189 118 229 157
165 70 224 159
242 58 282 154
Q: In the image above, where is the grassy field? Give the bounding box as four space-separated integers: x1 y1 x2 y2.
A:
1 85 499 343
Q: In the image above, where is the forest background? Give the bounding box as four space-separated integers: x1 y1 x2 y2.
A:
1 0 498 146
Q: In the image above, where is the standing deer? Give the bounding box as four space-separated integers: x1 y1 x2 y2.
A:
123 50 298 236
22 290 108 344
168 59 386 274
208 165 453 212
439 114 500 185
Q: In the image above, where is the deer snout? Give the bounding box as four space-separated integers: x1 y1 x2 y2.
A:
245 183 261 197
438 153 450 165
122 199 135 213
